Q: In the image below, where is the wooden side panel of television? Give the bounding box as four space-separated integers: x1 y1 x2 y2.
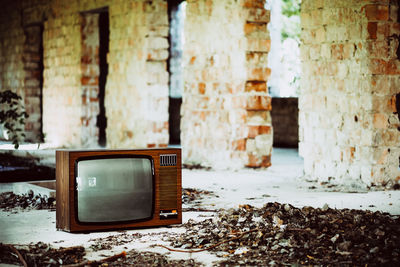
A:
56 148 182 232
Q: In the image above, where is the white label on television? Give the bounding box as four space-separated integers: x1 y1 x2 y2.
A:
88 177 97 187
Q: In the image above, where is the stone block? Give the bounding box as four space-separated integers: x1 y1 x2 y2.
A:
246 95 272 111
364 4 389 21
147 49 169 61
246 153 271 168
246 51 269 67
244 22 269 38
247 38 270 52
232 138 246 151
247 67 271 80
245 7 270 23
147 37 169 49
247 125 271 138
245 81 267 92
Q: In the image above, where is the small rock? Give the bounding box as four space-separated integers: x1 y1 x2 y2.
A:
271 244 279 250
322 203 329 211
284 204 291 211
370 247 379 253
330 234 339 243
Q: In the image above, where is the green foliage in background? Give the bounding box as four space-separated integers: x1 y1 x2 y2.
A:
0 90 28 149
281 0 301 41
282 0 301 17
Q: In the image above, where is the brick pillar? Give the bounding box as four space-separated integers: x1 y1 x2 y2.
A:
243 0 272 167
182 0 272 169
299 0 400 187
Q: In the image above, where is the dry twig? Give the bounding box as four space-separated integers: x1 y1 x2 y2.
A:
6 244 28 267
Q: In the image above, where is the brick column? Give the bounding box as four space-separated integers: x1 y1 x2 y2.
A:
182 0 272 169
243 0 272 167
299 0 400 187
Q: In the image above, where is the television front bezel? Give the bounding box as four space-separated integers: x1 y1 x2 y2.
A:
56 148 182 232
73 154 156 225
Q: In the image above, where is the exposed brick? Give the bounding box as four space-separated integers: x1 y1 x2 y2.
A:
246 154 271 168
244 22 268 37
245 81 267 92
246 7 270 23
364 4 389 21
147 49 168 61
232 96 247 109
232 138 246 151
246 51 269 66
246 95 272 111
261 155 271 168
81 76 98 86
198 82 206 94
389 94 398 113
242 0 265 9
247 38 270 52
246 153 261 168
248 125 271 138
247 67 271 80
373 113 388 129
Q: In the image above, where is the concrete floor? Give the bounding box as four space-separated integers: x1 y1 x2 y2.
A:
1 148 399 266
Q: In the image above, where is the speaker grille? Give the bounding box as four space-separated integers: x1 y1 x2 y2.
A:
158 167 178 210
160 154 177 166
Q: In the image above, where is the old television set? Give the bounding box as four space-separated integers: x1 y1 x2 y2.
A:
56 148 181 232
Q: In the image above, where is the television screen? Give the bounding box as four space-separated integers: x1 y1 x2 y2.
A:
75 157 153 223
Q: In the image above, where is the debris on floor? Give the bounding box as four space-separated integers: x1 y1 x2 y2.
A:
0 191 56 211
182 188 218 212
0 242 200 266
182 188 216 204
163 202 400 266
1 188 399 266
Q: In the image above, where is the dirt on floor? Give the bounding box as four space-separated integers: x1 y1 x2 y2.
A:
0 191 55 212
1 188 399 266
164 203 400 266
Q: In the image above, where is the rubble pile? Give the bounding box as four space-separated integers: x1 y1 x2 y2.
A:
166 203 400 266
0 191 55 211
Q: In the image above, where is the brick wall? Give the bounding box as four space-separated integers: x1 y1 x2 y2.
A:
39 0 170 148
0 0 48 142
0 1 24 95
0 1 24 140
181 0 272 169
300 0 400 187
271 97 298 148
1 0 171 148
